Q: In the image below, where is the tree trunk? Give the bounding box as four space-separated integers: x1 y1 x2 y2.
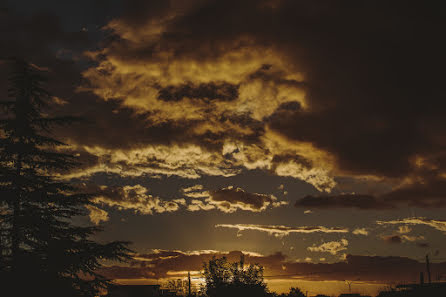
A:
11 153 22 272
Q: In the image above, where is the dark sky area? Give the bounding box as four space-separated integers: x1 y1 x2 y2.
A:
1 1 446 295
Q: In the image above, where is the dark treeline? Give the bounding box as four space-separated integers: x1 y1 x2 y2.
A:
199 256 446 297
0 58 132 297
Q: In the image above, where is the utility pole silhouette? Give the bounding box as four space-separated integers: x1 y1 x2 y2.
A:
426 254 431 284
188 271 191 296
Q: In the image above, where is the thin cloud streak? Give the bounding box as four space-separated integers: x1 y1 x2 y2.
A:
376 217 446 233
215 223 349 237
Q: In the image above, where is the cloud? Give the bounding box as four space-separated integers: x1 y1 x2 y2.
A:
68 0 367 192
187 199 216 212
5 1 446 208
82 184 286 215
382 235 402 244
100 250 282 280
376 217 446 233
83 184 182 215
381 234 424 244
352 228 369 236
295 194 394 210
400 235 425 242
397 225 412 234
295 176 446 210
416 243 430 248
279 255 446 282
307 239 348 255
208 186 287 212
185 186 288 213
182 184 204 192
71 145 243 180
182 185 210 198
157 82 239 102
85 204 109 225
380 177 446 208
57 134 334 192
98 249 446 284
215 223 349 237
86 0 446 201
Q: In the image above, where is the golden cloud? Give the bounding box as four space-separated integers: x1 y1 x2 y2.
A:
85 204 109 225
87 184 182 215
215 223 349 237
307 239 348 255
70 10 341 193
186 186 288 213
376 217 446 233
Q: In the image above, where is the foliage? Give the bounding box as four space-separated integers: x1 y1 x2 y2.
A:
202 256 271 297
167 278 190 296
278 287 306 297
0 58 131 297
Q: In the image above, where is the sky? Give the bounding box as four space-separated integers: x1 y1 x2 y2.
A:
1 0 446 295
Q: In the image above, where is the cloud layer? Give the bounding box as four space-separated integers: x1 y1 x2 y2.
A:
307 239 348 255
82 184 288 223
99 249 446 283
377 217 446 233
3 1 446 208
215 224 349 237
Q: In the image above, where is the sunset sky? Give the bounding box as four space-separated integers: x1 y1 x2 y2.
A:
2 1 446 295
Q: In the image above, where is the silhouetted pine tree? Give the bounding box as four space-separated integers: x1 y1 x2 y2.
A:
0 58 131 297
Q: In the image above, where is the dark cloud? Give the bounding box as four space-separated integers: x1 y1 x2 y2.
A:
81 183 288 215
119 0 171 28
263 1 446 179
69 149 100 171
271 153 312 170
81 184 182 215
416 242 430 249
127 0 446 178
80 0 446 196
0 8 90 102
187 186 287 212
4 0 446 209
382 178 446 208
100 250 281 279
209 186 286 212
295 176 446 210
55 98 197 149
281 254 446 283
99 250 446 284
0 3 205 154
158 82 239 102
295 194 394 210
382 235 402 244
0 6 163 152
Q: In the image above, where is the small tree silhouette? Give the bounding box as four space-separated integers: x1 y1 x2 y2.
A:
288 287 306 297
202 256 271 297
0 58 131 297
277 287 306 297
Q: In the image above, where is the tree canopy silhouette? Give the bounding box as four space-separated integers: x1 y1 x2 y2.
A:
278 287 306 297
0 58 131 297
202 256 271 297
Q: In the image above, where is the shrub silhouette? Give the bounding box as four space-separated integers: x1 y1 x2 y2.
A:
202 256 272 297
